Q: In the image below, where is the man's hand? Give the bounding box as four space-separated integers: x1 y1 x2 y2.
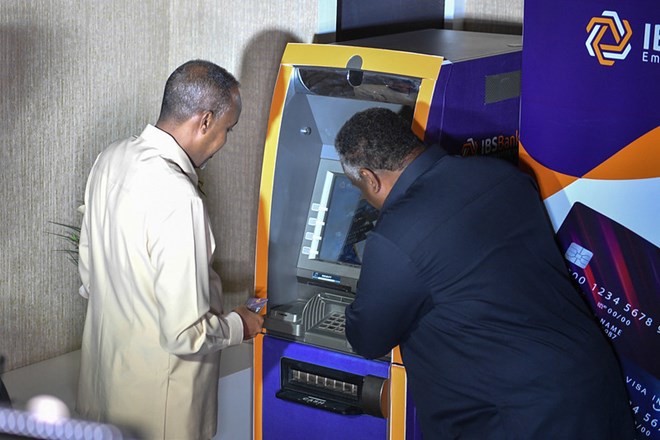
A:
233 305 264 341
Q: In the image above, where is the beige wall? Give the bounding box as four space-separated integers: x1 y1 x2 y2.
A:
0 1 317 372
463 0 524 34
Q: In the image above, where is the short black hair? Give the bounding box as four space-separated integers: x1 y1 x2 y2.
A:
158 59 239 123
335 107 423 177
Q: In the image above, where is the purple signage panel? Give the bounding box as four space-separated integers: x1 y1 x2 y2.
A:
521 1 660 177
521 1 660 439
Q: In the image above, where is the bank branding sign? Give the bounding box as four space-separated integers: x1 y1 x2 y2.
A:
586 10 660 66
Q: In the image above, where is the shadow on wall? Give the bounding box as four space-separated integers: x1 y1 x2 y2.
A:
239 29 302 159
0 26 43 141
207 30 302 308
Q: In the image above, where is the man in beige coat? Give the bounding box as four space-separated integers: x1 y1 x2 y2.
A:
76 60 263 439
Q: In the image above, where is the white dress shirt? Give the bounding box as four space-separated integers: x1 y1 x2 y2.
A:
77 124 244 439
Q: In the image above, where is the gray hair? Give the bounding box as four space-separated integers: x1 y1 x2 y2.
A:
335 107 423 175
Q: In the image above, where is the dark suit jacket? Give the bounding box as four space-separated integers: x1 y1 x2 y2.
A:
346 146 634 439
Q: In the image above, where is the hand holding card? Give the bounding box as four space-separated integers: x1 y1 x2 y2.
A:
246 297 268 313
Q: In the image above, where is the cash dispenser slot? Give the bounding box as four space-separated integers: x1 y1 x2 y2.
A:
276 358 389 418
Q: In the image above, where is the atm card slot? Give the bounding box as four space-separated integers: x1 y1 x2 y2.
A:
265 300 307 337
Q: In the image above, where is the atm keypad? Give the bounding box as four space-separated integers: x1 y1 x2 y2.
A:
317 311 346 335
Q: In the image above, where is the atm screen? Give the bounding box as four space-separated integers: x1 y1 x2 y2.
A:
298 158 379 284
318 174 378 266
286 166 379 350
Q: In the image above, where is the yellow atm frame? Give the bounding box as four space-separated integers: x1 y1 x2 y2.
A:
253 41 442 440
253 29 522 439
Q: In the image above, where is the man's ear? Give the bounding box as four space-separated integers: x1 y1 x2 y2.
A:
359 168 381 194
199 111 214 135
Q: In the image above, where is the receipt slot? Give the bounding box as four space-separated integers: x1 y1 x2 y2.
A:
254 29 522 440
277 358 389 418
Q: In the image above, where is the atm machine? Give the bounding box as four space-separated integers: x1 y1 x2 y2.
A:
253 29 522 440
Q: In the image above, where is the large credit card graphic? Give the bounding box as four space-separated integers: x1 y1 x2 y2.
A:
557 201 660 438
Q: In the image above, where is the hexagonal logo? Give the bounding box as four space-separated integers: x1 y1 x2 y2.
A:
586 11 632 66
461 138 478 156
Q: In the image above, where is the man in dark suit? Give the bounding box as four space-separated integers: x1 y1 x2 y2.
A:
336 108 634 439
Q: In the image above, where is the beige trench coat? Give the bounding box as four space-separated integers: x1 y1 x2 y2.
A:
77 125 244 439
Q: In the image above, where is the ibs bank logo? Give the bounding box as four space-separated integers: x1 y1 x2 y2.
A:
461 131 519 157
586 11 660 66
586 11 632 66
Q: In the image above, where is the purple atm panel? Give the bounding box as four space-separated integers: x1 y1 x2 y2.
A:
426 52 522 163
